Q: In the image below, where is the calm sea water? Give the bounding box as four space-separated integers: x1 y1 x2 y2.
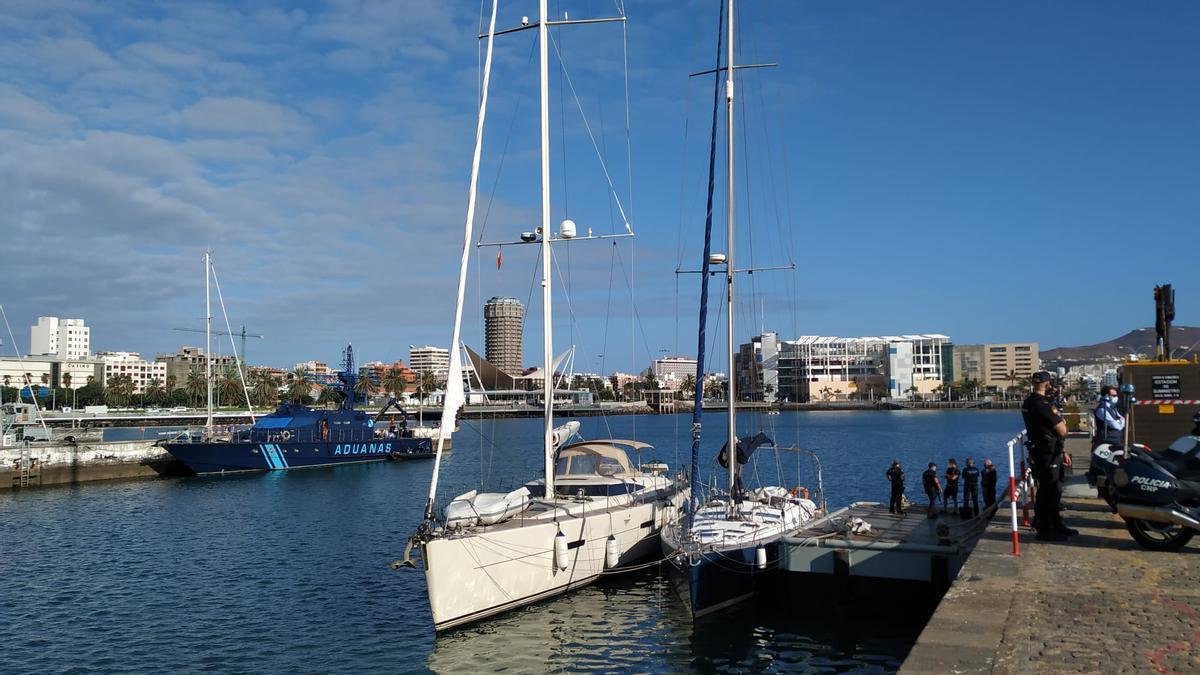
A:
0 411 1021 674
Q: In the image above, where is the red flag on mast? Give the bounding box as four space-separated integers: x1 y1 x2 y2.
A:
497 247 502 270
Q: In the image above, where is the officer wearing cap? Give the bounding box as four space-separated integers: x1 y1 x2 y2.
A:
886 460 906 514
1021 370 1074 541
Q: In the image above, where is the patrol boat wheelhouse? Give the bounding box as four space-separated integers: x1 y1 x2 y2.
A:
163 345 432 474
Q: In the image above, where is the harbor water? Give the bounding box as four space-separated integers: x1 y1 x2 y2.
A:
1 410 1019 673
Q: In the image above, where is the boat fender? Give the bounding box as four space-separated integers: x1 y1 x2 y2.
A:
605 535 620 569
554 529 569 571
755 544 767 570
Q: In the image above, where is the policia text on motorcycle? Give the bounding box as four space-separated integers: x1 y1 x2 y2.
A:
1021 371 1079 542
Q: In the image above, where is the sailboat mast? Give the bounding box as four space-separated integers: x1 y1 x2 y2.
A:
725 0 737 497
423 0 499 521
205 251 213 430
539 0 556 498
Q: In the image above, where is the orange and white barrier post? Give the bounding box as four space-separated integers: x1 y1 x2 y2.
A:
1007 436 1020 557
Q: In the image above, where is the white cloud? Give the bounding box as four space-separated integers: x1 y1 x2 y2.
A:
175 96 313 139
0 87 75 133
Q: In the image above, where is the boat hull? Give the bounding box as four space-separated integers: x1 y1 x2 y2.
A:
163 438 432 474
663 538 781 618
422 494 682 632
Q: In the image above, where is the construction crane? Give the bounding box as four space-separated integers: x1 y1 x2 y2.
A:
172 325 264 364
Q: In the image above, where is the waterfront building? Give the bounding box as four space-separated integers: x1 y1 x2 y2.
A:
737 333 950 402
98 352 168 394
155 346 236 385
651 356 698 391
0 356 104 393
30 317 90 360
295 360 330 376
953 342 1040 390
952 344 985 383
484 297 524 377
409 346 450 377
608 372 640 398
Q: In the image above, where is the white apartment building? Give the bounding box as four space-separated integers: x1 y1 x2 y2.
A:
98 351 168 394
409 345 450 377
741 333 950 402
30 317 90 360
651 356 698 390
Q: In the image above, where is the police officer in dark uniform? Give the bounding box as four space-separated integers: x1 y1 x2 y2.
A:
962 457 980 517
943 459 960 514
922 462 942 518
886 460 905 514
1021 371 1075 541
981 458 998 509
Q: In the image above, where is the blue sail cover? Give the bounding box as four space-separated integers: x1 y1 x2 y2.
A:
688 0 726 531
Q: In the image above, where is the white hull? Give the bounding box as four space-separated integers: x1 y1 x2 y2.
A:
423 490 684 632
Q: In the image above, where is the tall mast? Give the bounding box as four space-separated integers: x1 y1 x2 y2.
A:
205 251 213 430
688 0 727 531
725 0 737 497
539 0 556 498
423 0 499 520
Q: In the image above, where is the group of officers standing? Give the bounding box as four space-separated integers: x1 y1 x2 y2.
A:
885 456 999 517
883 370 1126 541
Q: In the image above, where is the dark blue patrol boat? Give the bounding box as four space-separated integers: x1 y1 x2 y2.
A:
163 345 435 475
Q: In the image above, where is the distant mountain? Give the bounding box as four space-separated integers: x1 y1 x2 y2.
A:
1040 326 1200 363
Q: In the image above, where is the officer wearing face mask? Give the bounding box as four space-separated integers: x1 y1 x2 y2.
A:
1092 385 1125 447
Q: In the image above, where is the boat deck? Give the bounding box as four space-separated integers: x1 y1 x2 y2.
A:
792 501 962 548
781 501 993 586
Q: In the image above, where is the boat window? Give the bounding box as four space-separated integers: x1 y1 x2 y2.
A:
556 453 629 476
557 454 599 475
553 482 644 497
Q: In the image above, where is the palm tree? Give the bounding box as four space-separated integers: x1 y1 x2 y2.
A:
382 367 408 400
680 374 697 399
288 367 312 405
105 374 135 407
252 372 278 407
145 377 165 406
414 369 439 423
165 374 177 395
316 386 341 407
415 370 438 404
354 369 379 403
185 369 206 408
819 386 834 402
642 371 659 392
1001 370 1020 400
62 372 72 390
219 365 244 408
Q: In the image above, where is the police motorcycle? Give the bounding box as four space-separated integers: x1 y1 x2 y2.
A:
1091 412 1200 551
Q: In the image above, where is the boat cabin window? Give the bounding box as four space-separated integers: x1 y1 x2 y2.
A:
555 446 633 477
553 482 644 497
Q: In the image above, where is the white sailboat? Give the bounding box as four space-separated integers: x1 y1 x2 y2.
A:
404 0 686 633
661 0 823 618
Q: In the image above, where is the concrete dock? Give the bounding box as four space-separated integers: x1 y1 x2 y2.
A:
1 440 183 489
901 438 1200 673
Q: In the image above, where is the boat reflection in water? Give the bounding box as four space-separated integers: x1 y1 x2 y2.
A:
425 567 918 673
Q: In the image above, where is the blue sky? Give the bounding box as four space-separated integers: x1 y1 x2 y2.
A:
1 1 1197 373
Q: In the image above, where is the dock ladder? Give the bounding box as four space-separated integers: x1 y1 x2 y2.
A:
19 441 33 487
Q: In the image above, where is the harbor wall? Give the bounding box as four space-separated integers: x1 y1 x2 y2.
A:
1 440 186 490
